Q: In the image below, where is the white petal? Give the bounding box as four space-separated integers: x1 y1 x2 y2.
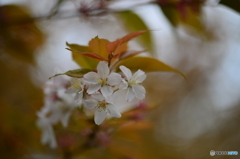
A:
94 110 107 125
74 91 83 102
84 72 100 84
65 87 78 94
37 107 50 118
91 93 104 101
107 73 122 85
126 87 135 102
106 92 118 104
132 69 146 83
101 85 113 98
107 104 121 118
47 127 57 149
132 85 146 100
117 80 128 90
61 111 71 127
87 83 101 94
83 99 98 109
48 106 62 124
119 66 132 81
97 61 109 79
38 118 57 148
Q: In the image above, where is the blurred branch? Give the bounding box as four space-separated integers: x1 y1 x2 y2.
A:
0 0 207 27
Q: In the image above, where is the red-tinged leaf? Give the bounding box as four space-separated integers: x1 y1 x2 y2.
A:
120 50 146 59
66 48 108 61
80 52 108 61
107 39 122 54
107 31 146 55
114 42 128 56
119 30 147 44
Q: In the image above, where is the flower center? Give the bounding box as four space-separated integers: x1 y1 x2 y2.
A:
129 76 140 85
96 100 107 112
72 80 82 89
98 78 107 86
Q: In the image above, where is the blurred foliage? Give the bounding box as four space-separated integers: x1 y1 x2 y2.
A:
0 5 44 64
0 0 239 158
220 0 240 13
0 4 44 158
118 11 154 56
158 0 205 34
0 61 44 158
76 105 154 159
48 0 67 17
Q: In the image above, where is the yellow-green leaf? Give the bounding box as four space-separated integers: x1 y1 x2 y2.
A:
49 68 91 79
88 36 110 59
118 11 153 55
116 57 186 79
66 42 99 69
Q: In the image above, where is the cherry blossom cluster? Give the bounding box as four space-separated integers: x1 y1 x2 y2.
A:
67 61 146 125
37 76 79 148
37 61 146 148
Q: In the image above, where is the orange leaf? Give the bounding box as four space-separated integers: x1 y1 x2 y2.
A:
88 36 110 59
107 39 122 55
66 48 108 61
107 31 146 55
114 42 128 57
119 30 147 44
66 42 98 69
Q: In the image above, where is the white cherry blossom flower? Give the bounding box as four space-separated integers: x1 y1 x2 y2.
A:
36 90 79 148
65 78 84 103
42 76 80 127
37 112 57 149
37 76 83 148
83 61 122 98
47 89 80 127
119 66 146 102
83 93 121 125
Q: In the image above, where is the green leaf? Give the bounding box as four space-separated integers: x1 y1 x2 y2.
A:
220 0 240 13
116 57 186 79
66 42 99 69
49 68 91 79
117 11 154 56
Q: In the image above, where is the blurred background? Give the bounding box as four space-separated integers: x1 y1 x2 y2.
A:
0 0 240 158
